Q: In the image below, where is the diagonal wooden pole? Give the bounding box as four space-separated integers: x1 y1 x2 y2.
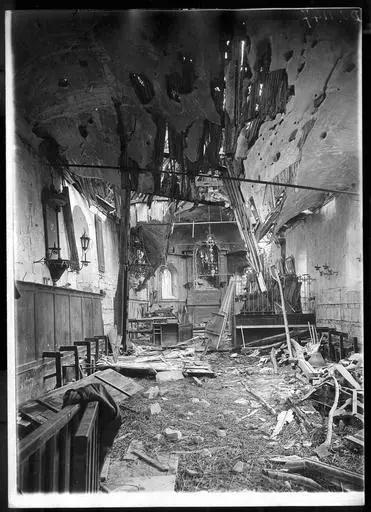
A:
271 266 293 359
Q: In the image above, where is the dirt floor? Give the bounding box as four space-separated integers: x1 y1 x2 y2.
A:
106 351 363 492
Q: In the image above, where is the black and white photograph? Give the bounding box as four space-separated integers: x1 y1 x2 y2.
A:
6 7 364 507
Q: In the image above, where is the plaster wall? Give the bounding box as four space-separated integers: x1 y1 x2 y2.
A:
268 194 362 340
14 136 120 334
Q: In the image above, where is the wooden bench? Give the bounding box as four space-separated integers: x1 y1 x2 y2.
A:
18 401 101 493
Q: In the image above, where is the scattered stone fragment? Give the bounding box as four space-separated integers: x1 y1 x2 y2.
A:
153 433 162 441
232 461 245 473
190 435 204 445
185 468 199 477
314 443 331 459
200 399 210 407
191 398 200 404
230 353 238 358
164 428 182 441
156 371 184 383
143 386 160 399
302 440 312 447
201 448 212 457
147 402 161 415
283 440 295 450
159 386 169 396
217 429 227 438
234 398 249 405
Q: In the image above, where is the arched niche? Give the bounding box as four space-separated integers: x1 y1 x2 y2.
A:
159 263 178 299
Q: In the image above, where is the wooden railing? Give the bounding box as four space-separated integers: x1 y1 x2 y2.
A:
71 402 100 492
18 401 102 493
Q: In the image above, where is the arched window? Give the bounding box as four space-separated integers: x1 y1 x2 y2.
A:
161 267 176 299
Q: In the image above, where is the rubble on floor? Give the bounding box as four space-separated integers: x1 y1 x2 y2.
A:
96 337 216 379
101 329 363 493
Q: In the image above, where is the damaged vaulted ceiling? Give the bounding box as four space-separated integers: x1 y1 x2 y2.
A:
13 9 360 239
227 10 360 235
13 10 226 191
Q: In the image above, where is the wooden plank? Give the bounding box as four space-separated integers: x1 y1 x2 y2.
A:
18 404 81 464
131 449 169 472
72 402 99 492
29 445 45 491
334 363 361 390
55 294 71 347
262 469 323 491
59 422 72 492
45 436 59 492
345 435 364 449
286 458 364 489
35 291 55 357
15 289 36 365
82 297 94 339
94 369 144 397
92 298 104 337
19 400 58 425
70 296 83 342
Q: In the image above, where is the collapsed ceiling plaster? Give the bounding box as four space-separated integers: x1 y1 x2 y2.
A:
13 9 360 242
13 10 225 189
230 12 360 234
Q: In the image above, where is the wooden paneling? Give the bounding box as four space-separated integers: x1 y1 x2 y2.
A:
16 290 36 365
187 288 221 306
92 298 104 335
82 298 93 339
16 282 104 401
70 296 82 342
55 294 70 347
35 292 55 357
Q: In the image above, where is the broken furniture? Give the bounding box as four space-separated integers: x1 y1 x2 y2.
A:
42 351 63 389
152 318 193 347
17 368 144 493
235 312 315 347
316 327 359 362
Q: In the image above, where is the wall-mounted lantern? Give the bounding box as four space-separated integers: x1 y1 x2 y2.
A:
78 231 91 269
314 264 339 277
34 186 91 285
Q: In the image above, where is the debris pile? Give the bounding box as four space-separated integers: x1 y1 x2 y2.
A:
96 337 216 379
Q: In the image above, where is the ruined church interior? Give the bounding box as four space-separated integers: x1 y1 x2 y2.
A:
9 8 363 503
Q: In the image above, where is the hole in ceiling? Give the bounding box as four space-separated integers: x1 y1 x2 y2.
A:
79 60 88 67
129 72 155 104
243 61 252 79
284 50 293 62
287 84 295 98
166 73 182 103
166 60 197 103
288 129 297 142
58 78 70 87
344 62 355 73
311 40 318 48
78 125 88 138
273 152 281 162
254 39 272 74
177 53 196 94
88 118 94 124
320 131 327 139
297 62 306 74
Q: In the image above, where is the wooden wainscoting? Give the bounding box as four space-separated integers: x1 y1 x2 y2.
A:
14 281 104 402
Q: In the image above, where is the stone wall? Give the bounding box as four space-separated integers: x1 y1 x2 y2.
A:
268 194 362 341
14 134 120 334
